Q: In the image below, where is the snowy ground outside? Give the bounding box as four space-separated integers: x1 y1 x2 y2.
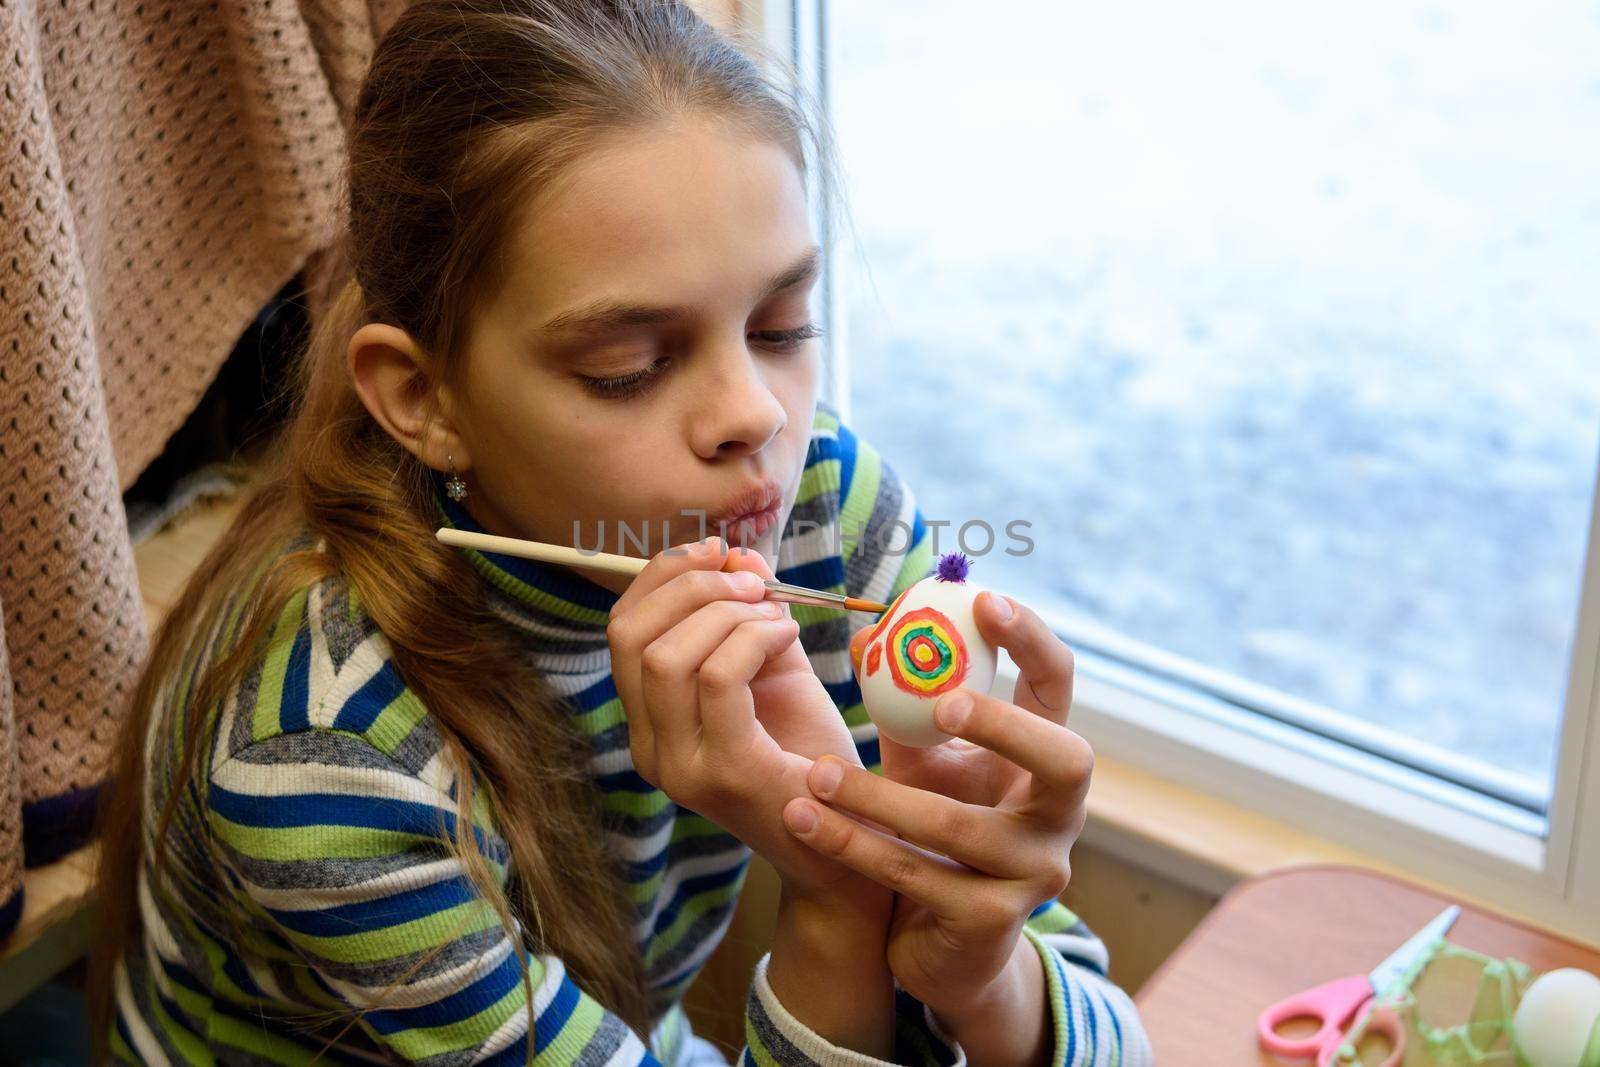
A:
830 0 1600 794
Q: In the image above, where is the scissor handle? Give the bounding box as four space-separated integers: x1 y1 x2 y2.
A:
1319 1002 1405 1067
1257 974 1373 1059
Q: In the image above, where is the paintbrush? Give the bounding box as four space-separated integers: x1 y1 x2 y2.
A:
435 527 890 614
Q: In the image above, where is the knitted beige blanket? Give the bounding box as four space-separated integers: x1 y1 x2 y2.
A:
0 0 407 934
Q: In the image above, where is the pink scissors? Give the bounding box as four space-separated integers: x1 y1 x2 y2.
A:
1257 904 1459 1066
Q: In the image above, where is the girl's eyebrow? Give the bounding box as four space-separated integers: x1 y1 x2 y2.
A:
537 245 822 335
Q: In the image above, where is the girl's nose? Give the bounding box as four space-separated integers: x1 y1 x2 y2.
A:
690 343 788 458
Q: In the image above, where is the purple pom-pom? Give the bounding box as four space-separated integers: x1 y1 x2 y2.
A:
934 551 971 583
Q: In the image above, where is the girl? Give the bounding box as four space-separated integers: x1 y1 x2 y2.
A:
89 2 1152 1065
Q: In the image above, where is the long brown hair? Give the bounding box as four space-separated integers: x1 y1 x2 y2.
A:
89 0 837 1058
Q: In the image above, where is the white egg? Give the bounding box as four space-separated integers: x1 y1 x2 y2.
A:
1512 968 1600 1067
854 572 998 747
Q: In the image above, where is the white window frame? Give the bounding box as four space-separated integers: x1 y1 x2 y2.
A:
743 0 1600 943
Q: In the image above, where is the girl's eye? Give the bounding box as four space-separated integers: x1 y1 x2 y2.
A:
575 323 823 402
578 358 671 401
752 322 825 352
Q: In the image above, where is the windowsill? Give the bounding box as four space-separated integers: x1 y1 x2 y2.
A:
1081 748 1593 953
1031 659 1599 950
1080 745 1594 946
1081 748 1378 895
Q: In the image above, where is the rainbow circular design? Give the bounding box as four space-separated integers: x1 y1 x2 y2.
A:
885 606 969 697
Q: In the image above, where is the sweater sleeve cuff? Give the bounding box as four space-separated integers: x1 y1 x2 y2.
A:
1020 922 1157 1067
747 949 966 1067
1021 922 1074 1067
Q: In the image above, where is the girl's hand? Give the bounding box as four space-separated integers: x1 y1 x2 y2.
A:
780 591 1089 1016
607 536 893 914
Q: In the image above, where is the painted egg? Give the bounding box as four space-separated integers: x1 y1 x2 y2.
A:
853 552 998 747
1512 968 1600 1067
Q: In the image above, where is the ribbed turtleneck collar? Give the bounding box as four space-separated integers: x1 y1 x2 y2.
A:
428 472 620 675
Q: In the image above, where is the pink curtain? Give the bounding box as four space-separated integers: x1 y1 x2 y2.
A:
0 0 407 936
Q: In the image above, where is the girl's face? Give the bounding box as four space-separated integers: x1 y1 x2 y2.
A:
449 118 823 593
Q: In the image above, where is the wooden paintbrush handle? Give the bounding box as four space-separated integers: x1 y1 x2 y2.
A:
435 528 647 576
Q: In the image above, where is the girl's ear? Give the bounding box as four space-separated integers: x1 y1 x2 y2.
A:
346 322 471 473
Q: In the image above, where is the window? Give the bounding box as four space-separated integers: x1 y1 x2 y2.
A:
754 0 1600 939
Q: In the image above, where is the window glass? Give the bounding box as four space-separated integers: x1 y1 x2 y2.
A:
830 0 1600 801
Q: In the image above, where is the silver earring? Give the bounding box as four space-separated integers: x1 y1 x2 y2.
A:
445 455 468 502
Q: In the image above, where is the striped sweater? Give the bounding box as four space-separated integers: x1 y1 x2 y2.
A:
110 399 1152 1066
